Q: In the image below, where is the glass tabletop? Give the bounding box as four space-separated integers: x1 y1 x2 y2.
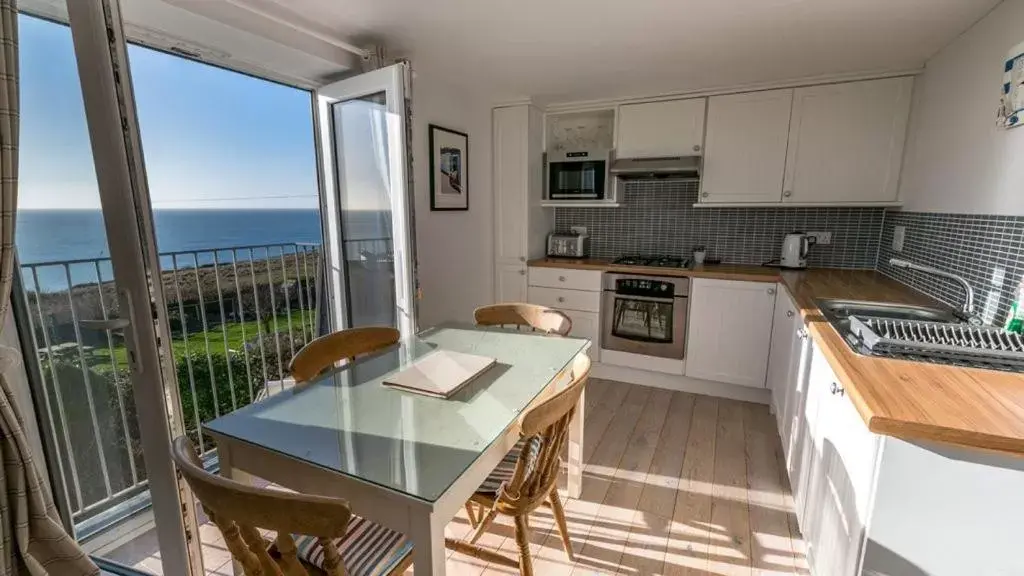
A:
205 323 590 503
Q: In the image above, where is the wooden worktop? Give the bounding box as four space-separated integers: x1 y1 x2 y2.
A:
780 269 1024 456
529 259 1024 455
527 257 781 282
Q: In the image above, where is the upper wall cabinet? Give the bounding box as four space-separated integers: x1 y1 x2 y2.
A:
701 89 794 203
783 77 914 204
616 98 706 158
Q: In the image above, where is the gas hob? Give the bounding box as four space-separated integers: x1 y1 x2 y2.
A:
612 255 691 269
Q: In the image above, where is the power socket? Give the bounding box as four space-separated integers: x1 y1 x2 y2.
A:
807 231 833 245
893 226 906 252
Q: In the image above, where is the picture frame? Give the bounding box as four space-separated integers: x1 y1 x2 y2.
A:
429 124 469 211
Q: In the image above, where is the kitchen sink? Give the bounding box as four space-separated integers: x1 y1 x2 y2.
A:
816 299 1024 372
816 299 964 324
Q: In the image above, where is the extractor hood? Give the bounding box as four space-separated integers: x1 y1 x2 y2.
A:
609 155 701 179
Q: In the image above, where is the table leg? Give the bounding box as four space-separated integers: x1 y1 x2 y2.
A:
217 442 254 576
567 387 584 499
411 511 446 575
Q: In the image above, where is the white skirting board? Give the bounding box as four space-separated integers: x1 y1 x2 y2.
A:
591 361 771 405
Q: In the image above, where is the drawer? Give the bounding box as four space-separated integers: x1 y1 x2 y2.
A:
528 267 602 291
528 286 601 313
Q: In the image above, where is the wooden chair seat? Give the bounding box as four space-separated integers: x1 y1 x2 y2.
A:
171 436 413 576
292 517 412 576
475 437 543 496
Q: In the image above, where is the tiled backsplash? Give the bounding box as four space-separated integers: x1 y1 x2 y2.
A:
554 180 884 268
878 212 1024 326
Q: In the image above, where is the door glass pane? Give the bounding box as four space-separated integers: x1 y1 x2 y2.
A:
14 12 160 573
333 93 397 328
124 41 323 574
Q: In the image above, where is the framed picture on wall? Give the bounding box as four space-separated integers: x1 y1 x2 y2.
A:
429 124 469 211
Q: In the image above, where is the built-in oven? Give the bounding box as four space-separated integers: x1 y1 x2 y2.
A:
546 149 610 200
602 273 689 360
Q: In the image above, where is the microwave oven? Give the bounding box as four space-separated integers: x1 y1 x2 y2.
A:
546 149 610 201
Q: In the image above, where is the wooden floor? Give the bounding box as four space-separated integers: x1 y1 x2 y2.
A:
107 379 808 575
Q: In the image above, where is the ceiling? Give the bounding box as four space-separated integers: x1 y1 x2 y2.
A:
49 0 1006 102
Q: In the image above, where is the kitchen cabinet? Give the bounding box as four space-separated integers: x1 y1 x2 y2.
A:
496 264 528 303
684 278 776 388
616 98 706 159
783 77 913 204
527 267 602 361
799 342 880 576
492 105 551 302
766 285 802 432
701 89 793 203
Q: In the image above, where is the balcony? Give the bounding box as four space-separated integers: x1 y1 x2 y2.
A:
17 238 393 574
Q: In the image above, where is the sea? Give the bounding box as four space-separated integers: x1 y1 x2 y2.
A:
16 209 386 292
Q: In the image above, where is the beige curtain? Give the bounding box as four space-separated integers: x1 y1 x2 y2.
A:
0 2 98 575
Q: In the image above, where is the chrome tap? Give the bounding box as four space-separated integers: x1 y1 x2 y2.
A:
888 258 980 324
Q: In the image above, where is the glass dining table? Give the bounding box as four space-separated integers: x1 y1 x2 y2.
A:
205 323 590 575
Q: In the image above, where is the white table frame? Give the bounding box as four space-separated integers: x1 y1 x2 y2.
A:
209 364 584 575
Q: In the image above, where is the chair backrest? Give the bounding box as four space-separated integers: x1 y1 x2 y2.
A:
171 436 352 576
289 326 400 383
499 353 591 510
473 303 573 336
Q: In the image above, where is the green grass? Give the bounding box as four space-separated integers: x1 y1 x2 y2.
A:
82 310 314 370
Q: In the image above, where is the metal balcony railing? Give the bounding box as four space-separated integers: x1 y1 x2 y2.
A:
17 238 392 542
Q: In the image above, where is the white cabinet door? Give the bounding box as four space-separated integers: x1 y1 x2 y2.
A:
701 89 793 203
800 343 880 576
496 263 527 303
766 285 798 427
562 309 600 362
493 106 528 263
821 370 880 576
616 98 706 159
783 77 913 204
684 278 777 388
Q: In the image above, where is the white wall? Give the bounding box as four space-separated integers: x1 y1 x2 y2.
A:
411 74 495 328
899 0 1024 214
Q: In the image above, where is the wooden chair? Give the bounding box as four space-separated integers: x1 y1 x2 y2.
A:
446 353 592 575
289 326 400 383
171 436 413 576
473 303 573 336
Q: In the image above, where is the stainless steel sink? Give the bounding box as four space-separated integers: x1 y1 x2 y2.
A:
816 299 964 324
816 299 1024 372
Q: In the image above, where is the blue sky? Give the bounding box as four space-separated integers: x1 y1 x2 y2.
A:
18 14 321 210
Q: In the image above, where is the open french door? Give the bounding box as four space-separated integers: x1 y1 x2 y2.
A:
315 63 418 337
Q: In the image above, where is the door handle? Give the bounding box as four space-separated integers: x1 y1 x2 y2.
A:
830 382 845 397
786 310 795 318
80 318 131 331
767 287 776 295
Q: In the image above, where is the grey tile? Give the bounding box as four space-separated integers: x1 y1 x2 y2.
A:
554 180 883 269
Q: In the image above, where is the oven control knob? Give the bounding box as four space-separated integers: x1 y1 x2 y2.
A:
661 285 668 291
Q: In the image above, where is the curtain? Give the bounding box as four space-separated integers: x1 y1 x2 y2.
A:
0 2 98 575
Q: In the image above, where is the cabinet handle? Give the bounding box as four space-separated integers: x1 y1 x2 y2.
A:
557 297 565 303
767 287 776 295
692 144 701 152
830 382 845 397
701 192 709 198
519 256 525 262
558 276 566 282
786 310 795 318
783 190 793 198
519 270 526 276
797 328 808 339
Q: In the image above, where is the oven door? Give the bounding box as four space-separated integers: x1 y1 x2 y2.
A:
548 159 607 200
602 292 687 359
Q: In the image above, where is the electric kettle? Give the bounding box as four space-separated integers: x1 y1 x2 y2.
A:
780 232 815 269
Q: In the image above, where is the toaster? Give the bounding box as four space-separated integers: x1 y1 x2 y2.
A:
547 233 590 258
